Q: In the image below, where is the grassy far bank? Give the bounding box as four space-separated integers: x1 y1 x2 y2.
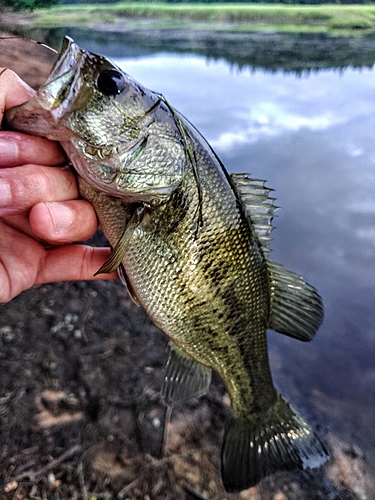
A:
5 3 375 34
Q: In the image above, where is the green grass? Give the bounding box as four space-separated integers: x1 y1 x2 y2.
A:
25 3 375 34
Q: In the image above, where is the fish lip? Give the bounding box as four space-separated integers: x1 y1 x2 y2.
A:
35 37 84 116
45 36 84 86
3 37 84 136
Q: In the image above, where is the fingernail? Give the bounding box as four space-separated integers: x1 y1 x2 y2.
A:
48 202 74 233
0 138 18 165
0 178 11 207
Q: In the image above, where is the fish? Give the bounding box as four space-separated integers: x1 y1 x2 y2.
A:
3 36 329 492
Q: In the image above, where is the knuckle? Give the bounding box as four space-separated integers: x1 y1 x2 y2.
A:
28 168 53 198
58 167 78 198
11 166 52 205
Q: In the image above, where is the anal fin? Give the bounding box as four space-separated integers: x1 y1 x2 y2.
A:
267 258 324 342
161 342 212 406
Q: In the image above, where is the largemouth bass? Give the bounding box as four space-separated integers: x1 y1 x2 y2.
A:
4 37 329 492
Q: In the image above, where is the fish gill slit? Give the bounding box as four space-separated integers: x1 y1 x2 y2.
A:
157 93 204 236
115 97 162 136
113 90 204 235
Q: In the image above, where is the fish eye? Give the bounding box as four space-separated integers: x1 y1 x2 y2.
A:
97 69 127 96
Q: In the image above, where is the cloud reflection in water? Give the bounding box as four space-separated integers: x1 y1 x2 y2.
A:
114 52 375 467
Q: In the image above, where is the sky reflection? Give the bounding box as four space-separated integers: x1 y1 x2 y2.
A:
113 53 375 284
113 52 375 462
114 55 375 148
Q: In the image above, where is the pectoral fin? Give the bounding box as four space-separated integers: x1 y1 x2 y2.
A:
161 342 212 406
267 259 324 342
94 205 145 276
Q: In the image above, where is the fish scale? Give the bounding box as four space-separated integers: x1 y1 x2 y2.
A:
121 139 271 417
4 36 328 493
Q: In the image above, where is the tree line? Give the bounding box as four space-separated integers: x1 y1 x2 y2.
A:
2 0 373 13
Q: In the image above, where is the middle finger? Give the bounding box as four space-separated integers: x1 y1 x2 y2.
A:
0 131 66 168
0 163 78 215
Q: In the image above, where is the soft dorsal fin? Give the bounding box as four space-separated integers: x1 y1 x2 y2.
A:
267 258 324 342
230 173 277 254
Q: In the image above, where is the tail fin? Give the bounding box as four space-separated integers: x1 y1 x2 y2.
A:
221 395 329 493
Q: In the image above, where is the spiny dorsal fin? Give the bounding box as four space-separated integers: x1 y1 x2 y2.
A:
230 173 277 254
161 342 212 406
230 173 323 342
267 258 324 342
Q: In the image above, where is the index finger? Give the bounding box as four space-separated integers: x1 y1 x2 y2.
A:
0 67 34 111
0 68 66 167
0 131 66 168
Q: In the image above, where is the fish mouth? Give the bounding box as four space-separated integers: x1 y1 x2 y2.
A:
46 36 83 86
3 37 84 138
37 36 84 114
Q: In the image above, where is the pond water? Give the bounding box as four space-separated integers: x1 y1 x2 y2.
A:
74 31 375 467
17 27 375 479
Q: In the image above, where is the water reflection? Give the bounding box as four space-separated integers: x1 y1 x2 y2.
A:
111 53 375 463
9 26 375 475
16 26 375 73
113 55 375 150
11 27 375 72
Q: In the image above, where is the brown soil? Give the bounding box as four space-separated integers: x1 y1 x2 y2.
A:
0 35 370 500
0 33 57 89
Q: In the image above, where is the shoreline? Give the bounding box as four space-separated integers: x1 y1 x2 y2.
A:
3 25 374 75
1 4 375 36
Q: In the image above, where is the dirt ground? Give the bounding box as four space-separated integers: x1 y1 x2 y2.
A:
0 34 372 500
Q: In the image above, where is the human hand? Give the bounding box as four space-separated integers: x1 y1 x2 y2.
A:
0 68 116 303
